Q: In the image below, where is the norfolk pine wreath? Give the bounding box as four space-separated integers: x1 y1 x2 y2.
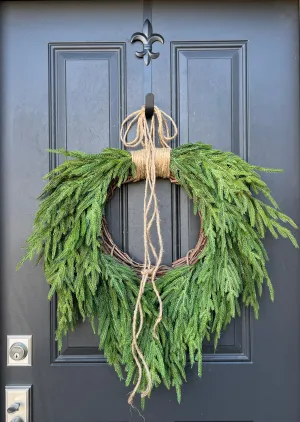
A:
17 106 298 406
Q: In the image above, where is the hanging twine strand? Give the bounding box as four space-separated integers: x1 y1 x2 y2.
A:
120 105 178 405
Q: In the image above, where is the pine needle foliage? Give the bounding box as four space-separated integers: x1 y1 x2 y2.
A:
17 143 298 404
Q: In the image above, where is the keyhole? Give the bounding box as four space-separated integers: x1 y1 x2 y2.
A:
13 352 20 360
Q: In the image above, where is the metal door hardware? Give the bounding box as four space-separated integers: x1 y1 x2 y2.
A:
9 343 28 361
5 385 31 422
7 403 20 413
145 93 154 119
131 19 164 66
7 336 32 366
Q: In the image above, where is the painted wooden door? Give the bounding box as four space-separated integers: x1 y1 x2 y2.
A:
2 1 300 421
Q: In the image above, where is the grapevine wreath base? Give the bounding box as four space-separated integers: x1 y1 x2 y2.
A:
18 106 298 406
102 176 207 277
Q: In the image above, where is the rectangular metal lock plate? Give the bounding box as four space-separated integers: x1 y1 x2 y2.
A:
5 385 32 422
7 335 32 366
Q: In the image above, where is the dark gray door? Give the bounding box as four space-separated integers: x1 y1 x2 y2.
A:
2 1 300 421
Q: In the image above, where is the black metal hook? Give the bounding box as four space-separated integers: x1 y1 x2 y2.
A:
145 93 154 119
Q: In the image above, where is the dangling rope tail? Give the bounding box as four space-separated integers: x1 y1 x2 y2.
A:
120 106 178 405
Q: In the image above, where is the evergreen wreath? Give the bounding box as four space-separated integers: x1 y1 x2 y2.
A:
18 107 298 406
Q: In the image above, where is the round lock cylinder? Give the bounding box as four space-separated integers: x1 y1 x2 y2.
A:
9 343 28 361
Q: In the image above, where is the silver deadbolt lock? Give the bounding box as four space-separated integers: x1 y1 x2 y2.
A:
7 335 32 366
9 343 28 361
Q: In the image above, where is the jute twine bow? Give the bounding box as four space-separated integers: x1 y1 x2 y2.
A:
120 106 178 405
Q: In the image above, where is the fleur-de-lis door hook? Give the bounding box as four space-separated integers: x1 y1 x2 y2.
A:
131 19 164 66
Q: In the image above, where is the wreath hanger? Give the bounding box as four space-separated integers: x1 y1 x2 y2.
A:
145 93 154 119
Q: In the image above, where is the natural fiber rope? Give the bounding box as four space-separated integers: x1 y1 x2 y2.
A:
131 148 171 181
120 106 177 405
